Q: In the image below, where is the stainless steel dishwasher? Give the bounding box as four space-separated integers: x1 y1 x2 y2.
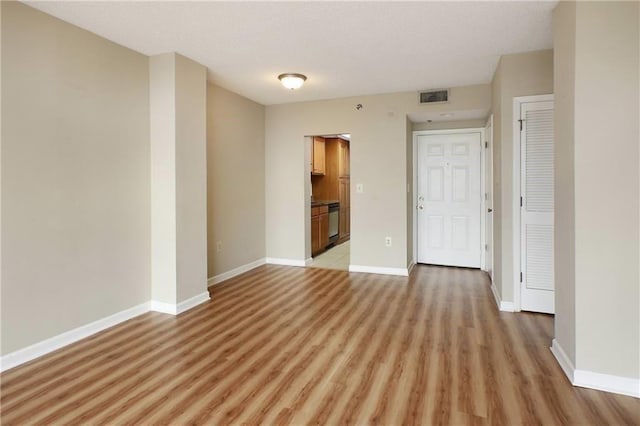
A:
328 202 339 245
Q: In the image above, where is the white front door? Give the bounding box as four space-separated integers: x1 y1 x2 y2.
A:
520 100 555 313
416 132 481 268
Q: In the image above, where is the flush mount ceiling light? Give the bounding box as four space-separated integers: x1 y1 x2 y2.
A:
278 73 307 90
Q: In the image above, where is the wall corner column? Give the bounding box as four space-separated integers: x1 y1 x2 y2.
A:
150 53 209 312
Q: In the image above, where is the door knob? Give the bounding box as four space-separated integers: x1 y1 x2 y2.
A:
418 205 424 210
488 208 493 213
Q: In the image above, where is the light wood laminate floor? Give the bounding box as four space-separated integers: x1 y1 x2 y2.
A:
1 265 638 425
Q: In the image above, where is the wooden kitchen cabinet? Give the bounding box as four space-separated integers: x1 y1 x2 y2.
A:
312 137 326 175
338 140 350 177
311 205 329 256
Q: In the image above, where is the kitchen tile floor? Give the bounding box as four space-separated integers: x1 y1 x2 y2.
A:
308 240 350 271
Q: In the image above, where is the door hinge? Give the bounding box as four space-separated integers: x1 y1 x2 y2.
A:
520 196 523 207
485 141 488 148
518 119 524 131
485 244 488 251
485 192 488 201
520 272 523 282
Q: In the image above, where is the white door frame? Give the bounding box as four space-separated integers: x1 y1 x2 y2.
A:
512 94 554 311
412 128 487 270
484 114 494 280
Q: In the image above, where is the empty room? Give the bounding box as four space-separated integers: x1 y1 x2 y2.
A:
1 1 639 424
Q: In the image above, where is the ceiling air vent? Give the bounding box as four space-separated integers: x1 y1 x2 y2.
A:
419 89 449 104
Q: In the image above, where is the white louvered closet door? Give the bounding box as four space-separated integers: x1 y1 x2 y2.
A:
520 100 554 313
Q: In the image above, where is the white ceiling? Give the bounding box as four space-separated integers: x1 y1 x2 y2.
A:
26 1 556 106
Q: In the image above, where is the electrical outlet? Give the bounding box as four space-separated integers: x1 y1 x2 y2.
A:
216 241 222 253
385 237 392 247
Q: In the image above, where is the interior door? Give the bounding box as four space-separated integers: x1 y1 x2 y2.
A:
520 100 554 313
417 132 482 268
484 116 494 280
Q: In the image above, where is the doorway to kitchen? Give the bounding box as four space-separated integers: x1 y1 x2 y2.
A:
306 134 351 270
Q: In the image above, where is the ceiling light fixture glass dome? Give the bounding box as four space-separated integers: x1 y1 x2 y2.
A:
278 73 307 90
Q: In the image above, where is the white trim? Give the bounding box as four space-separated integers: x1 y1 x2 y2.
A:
207 258 266 286
512 94 554 312
266 257 306 267
490 283 516 312
150 292 210 315
176 292 210 314
412 128 486 268
150 300 178 315
1 290 212 372
574 370 640 398
407 261 415 275
550 338 575 383
551 339 639 398
348 264 409 277
0 302 150 372
484 114 494 278
305 257 313 266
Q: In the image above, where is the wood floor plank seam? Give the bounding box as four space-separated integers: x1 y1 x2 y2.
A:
1 265 638 426
35 268 343 425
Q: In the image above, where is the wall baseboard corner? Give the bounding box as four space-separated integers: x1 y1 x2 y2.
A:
348 264 409 277
551 339 639 398
407 261 416 275
265 257 306 267
176 291 210 314
0 301 150 372
208 258 266 286
550 338 575 383
490 283 516 312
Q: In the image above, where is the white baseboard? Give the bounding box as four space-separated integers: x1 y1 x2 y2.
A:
574 370 640 398
407 261 416 275
150 291 210 315
176 292 210 314
348 264 409 277
490 283 516 312
551 339 639 398
305 257 313 266
0 301 150 372
208 258 266 286
150 300 178 315
1 290 211 372
550 338 575 382
265 257 306 267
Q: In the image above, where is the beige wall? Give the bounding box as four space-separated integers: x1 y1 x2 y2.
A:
1 2 150 354
405 117 413 266
150 52 208 304
572 1 639 378
553 1 577 368
175 54 208 302
149 53 177 304
265 84 490 268
491 63 504 296
207 84 266 277
490 50 554 302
